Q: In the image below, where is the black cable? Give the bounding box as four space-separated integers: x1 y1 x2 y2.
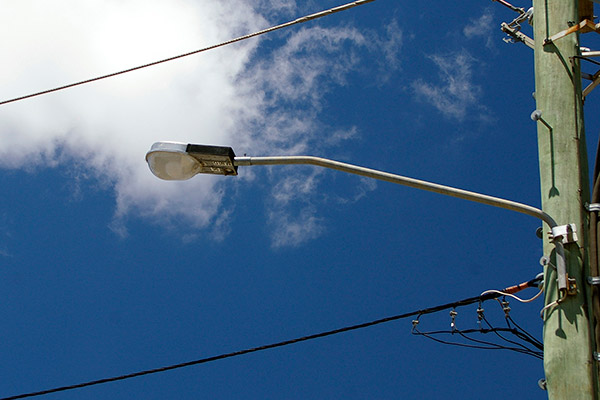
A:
573 55 600 67
481 314 537 354
411 300 544 360
0 0 375 107
511 330 544 351
413 327 502 351
491 298 543 350
0 291 504 400
411 326 543 359
454 327 542 358
506 315 543 350
411 327 515 335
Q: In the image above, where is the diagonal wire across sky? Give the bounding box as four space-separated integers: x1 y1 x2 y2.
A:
0 0 376 107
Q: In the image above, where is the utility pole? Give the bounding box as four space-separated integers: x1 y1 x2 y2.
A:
533 0 598 398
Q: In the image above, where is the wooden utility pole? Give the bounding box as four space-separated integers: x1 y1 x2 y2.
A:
533 0 598 398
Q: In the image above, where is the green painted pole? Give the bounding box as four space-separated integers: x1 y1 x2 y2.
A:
532 0 597 398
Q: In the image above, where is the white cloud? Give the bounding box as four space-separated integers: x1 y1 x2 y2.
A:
0 1 402 246
463 10 496 49
380 20 404 73
242 21 401 246
336 176 378 204
268 206 325 248
412 51 482 121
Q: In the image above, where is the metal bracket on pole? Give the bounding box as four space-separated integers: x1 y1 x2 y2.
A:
588 276 600 285
566 275 578 296
548 225 577 296
583 69 600 100
544 19 600 46
501 22 535 49
594 352 600 362
550 224 578 244
586 203 600 212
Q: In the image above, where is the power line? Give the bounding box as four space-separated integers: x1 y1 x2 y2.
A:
411 298 543 360
1 290 511 400
412 326 543 359
0 0 375 107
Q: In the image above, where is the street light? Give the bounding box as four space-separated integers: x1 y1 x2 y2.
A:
146 142 238 180
146 141 569 296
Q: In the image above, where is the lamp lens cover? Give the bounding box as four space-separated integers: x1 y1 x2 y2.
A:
147 151 200 180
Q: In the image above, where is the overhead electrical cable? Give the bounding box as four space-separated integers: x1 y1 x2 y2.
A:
412 326 543 359
0 0 375 107
481 314 542 355
1 288 524 400
411 299 543 359
480 288 544 303
492 0 526 14
506 317 543 349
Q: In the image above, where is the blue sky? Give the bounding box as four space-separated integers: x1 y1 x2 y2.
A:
1 1 599 399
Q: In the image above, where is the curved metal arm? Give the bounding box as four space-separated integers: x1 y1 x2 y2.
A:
235 155 567 294
145 141 568 295
235 156 557 226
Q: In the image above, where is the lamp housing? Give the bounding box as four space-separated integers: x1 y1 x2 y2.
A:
146 142 237 180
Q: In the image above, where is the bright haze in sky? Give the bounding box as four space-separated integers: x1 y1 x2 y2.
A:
0 0 401 247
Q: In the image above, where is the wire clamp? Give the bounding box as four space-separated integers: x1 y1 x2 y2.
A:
549 224 578 244
449 310 458 331
586 203 600 212
502 301 511 318
477 306 484 320
588 276 600 286
566 276 578 296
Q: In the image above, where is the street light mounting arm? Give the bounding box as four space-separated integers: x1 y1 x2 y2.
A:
145 142 567 295
235 155 558 228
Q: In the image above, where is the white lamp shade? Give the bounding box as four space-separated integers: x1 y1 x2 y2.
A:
146 142 200 180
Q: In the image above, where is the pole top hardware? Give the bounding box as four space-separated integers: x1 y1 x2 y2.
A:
544 19 600 46
501 7 534 48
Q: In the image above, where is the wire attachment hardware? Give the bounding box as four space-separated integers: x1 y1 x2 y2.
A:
450 310 458 332
588 276 600 286
544 19 600 46
566 275 578 296
500 8 534 49
476 304 484 329
586 203 600 212
501 301 511 318
476 305 484 320
549 224 578 244
501 22 534 49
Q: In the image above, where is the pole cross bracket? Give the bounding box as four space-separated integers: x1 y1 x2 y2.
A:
544 19 600 46
549 224 578 244
501 22 534 49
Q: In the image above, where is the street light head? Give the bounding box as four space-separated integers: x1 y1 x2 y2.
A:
146 142 238 180
146 142 200 180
